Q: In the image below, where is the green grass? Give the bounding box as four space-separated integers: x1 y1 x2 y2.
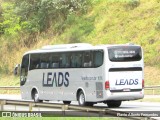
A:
0 74 19 86
0 117 128 120
137 98 160 102
144 66 160 86
0 115 127 120
0 74 20 94
144 90 160 95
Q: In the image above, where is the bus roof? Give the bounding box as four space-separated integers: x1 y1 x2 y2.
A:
24 43 141 55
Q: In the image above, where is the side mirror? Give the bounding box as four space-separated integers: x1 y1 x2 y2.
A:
14 64 20 75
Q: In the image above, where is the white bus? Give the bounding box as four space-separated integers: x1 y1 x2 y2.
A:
16 43 144 107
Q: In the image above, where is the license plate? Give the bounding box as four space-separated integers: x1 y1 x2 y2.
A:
123 88 131 92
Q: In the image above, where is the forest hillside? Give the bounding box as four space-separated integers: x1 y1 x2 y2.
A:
0 0 160 86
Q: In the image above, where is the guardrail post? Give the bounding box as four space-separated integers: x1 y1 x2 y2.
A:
62 105 68 116
7 89 9 94
0 100 6 111
152 89 155 95
99 111 103 117
29 103 35 111
15 104 16 111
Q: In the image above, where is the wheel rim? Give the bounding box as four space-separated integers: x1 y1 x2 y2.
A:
34 92 39 101
79 93 85 105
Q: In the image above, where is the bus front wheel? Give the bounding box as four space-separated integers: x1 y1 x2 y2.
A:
32 89 42 103
106 101 122 108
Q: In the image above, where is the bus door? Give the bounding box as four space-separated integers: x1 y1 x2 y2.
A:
20 54 29 86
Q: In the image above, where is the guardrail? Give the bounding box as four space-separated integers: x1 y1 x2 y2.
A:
144 86 160 95
0 86 160 95
0 86 19 90
0 99 145 119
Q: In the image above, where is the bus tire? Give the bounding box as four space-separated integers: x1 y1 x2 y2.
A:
106 101 122 108
78 91 86 106
32 89 42 103
63 101 71 104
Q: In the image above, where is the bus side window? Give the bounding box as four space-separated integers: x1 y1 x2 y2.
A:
65 54 71 68
76 53 82 67
94 51 103 67
71 54 76 68
51 63 59 68
60 54 66 68
83 51 92 68
40 62 49 69
30 54 40 70
61 53 71 68
71 52 82 68
51 54 60 68
40 53 50 69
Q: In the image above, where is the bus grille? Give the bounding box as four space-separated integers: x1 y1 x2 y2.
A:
96 82 103 98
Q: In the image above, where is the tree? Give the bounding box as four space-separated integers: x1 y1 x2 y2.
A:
0 2 21 37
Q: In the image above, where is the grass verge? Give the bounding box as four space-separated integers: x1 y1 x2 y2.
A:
137 98 160 102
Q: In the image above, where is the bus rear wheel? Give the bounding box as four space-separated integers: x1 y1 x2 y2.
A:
106 101 122 108
78 91 94 106
63 101 71 104
78 91 86 106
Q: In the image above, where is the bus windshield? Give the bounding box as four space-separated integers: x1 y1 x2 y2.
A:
108 46 142 62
